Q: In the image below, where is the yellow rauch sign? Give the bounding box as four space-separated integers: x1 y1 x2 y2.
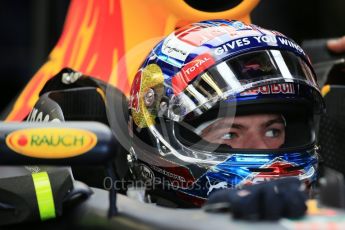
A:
6 128 97 158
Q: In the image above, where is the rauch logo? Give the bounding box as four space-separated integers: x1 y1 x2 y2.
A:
6 128 97 158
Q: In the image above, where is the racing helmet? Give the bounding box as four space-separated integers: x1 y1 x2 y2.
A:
128 19 325 207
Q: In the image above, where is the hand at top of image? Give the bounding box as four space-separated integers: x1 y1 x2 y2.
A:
327 36 345 53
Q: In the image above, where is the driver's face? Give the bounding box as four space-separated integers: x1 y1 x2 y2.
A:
200 114 285 149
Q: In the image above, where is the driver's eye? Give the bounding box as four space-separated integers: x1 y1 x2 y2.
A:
265 129 281 138
222 132 238 140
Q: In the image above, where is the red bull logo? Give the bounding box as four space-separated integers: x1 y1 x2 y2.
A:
129 71 142 112
240 159 307 186
240 83 295 96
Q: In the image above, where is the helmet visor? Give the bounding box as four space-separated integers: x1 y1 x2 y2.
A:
168 50 323 121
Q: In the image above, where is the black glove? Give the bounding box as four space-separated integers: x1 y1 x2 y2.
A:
204 178 307 221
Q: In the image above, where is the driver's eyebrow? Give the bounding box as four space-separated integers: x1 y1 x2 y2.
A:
264 118 285 128
214 118 244 130
231 123 245 129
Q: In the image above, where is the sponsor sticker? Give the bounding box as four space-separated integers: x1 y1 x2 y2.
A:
138 164 154 182
161 33 195 62
213 35 305 56
6 128 97 158
172 53 215 94
206 175 228 196
240 83 295 96
151 164 195 188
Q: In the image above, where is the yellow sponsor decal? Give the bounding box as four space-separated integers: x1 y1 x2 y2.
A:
6 128 97 158
321 84 330 97
131 64 164 128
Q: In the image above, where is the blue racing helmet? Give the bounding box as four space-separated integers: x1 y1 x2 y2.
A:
128 19 325 207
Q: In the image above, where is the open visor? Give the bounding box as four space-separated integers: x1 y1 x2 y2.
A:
168 50 324 121
173 106 316 153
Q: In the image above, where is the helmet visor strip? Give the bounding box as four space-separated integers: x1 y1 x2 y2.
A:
168 50 322 122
